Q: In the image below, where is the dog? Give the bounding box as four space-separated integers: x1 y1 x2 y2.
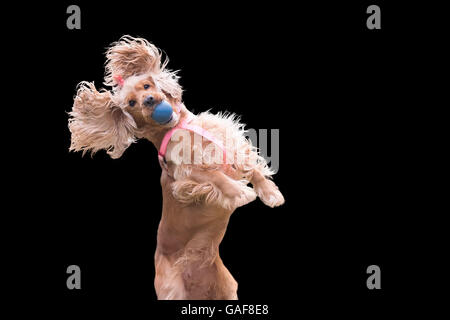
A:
68 36 284 299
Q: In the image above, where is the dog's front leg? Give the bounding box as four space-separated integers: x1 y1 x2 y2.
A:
250 169 285 208
171 167 256 210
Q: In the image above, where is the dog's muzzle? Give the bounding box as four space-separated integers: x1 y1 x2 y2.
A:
143 95 157 107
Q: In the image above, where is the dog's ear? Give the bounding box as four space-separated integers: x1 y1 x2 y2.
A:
104 36 162 86
68 82 136 159
104 35 183 103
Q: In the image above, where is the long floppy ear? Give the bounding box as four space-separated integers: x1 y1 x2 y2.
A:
68 82 136 159
104 35 183 102
104 35 162 87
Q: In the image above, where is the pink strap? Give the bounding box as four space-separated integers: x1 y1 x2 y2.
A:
113 75 124 87
158 113 226 165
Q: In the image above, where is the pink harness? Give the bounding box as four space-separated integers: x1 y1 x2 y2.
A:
112 76 225 170
158 112 227 171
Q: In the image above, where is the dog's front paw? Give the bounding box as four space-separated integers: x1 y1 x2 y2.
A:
255 179 285 208
221 180 257 210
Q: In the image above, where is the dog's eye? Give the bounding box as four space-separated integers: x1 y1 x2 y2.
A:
144 84 150 89
129 100 136 107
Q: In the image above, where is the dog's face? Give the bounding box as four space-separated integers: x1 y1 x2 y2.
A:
116 74 180 129
68 36 184 159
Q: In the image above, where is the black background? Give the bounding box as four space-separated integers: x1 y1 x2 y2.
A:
7 0 447 318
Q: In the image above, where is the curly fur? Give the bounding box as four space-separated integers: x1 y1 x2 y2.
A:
193 111 274 176
172 178 257 211
68 82 136 159
105 35 182 102
68 36 284 300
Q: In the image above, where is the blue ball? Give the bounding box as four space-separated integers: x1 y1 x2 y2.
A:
151 101 173 124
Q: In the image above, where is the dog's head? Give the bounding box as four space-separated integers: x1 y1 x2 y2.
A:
68 36 183 158
113 73 180 130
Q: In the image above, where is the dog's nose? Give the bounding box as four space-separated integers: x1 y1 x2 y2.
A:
143 95 156 107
